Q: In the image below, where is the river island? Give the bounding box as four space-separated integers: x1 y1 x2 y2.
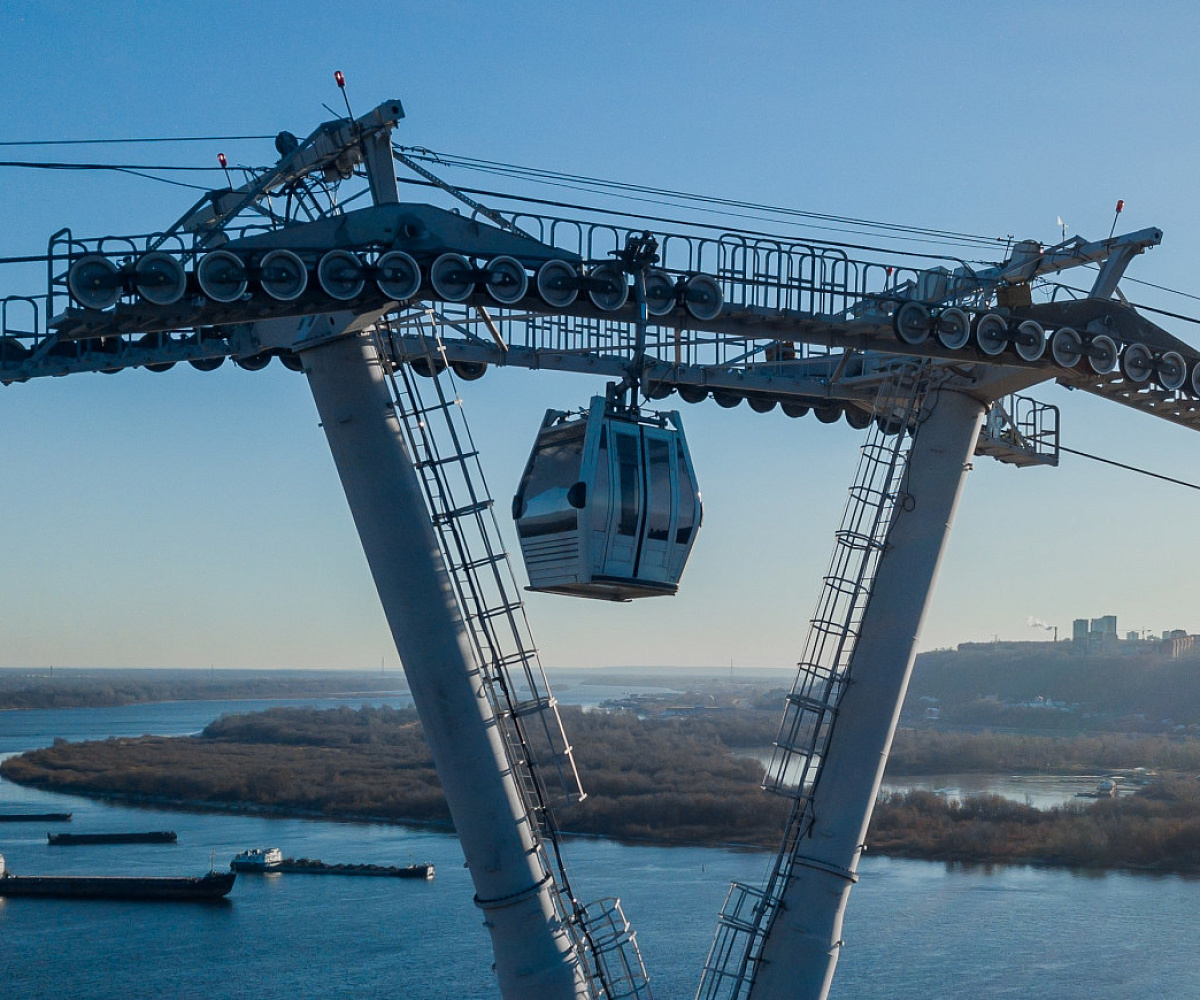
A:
4 705 1200 874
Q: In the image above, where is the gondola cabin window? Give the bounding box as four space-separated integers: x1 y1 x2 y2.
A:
513 397 702 601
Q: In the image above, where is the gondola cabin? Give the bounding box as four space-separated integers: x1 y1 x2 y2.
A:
513 397 702 601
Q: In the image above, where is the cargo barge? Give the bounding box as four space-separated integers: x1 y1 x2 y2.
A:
0 855 234 901
278 858 434 879
230 848 433 879
48 831 176 846
0 812 71 823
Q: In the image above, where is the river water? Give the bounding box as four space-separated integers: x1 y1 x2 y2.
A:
1 697 1197 999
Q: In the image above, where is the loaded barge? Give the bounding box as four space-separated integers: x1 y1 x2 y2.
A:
48 831 176 846
0 854 234 901
280 858 434 879
0 812 71 823
231 848 433 879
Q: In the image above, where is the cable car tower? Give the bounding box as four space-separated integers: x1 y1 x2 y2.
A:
3 88 1198 1000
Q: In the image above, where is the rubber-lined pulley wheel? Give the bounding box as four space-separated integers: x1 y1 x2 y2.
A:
134 252 187 306
893 301 932 345
429 253 475 302
318 251 365 301
484 256 528 305
588 263 629 311
683 274 723 321
974 313 1009 356
933 307 971 350
1013 319 1046 362
375 251 422 301
643 268 677 316
1050 327 1083 368
69 255 122 310
1087 334 1119 375
259 250 308 301
1157 350 1187 391
536 260 579 308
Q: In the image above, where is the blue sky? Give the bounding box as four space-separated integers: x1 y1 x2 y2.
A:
1 2 1197 670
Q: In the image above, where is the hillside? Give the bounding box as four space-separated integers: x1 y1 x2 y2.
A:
906 643 1200 732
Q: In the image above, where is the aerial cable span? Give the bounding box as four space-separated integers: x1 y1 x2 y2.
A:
0 134 275 147
398 166 1001 253
0 159 234 194
1120 272 1200 304
0 254 53 266
0 160 235 172
395 146 1010 251
1059 445 1200 492
390 174 997 265
1042 281 1200 327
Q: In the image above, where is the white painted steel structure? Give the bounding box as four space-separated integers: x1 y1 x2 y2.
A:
3 94 1199 1000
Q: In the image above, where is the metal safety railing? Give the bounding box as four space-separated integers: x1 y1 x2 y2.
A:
975 393 1060 467
695 361 932 1000
500 210 944 316
374 316 651 1000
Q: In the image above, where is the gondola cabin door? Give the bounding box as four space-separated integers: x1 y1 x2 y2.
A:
514 397 701 601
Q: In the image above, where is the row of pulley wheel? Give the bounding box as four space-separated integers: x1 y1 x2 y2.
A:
66 248 725 320
0 329 304 374
893 301 1200 394
648 379 876 429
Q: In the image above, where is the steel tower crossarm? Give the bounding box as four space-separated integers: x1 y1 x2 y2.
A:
300 326 586 999
746 384 987 1000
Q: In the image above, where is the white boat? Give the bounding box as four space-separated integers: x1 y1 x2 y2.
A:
230 847 283 872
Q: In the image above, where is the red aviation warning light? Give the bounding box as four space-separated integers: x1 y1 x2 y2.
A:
334 70 353 118
1109 198 1125 239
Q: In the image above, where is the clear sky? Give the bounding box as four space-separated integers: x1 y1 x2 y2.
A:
1 1 1197 671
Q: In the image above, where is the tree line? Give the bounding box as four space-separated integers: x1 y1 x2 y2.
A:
6 704 1200 870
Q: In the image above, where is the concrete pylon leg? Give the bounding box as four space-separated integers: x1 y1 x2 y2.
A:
301 331 585 1000
748 386 986 1000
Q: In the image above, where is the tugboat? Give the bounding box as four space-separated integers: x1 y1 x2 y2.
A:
230 847 284 872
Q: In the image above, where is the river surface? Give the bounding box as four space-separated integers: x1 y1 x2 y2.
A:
1 697 1197 999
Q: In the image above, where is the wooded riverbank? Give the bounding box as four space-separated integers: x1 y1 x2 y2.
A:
5 706 1200 870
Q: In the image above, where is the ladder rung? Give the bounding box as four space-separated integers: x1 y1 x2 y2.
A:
447 552 508 574
393 396 454 419
432 499 493 523
415 450 480 471
469 602 522 623
785 691 835 715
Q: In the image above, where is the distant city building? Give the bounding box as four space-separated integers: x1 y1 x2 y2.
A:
1071 614 1119 653
1161 634 1197 659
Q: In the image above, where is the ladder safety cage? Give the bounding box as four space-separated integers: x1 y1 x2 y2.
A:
513 396 702 602
696 362 933 1000
374 318 652 1000
376 318 583 808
